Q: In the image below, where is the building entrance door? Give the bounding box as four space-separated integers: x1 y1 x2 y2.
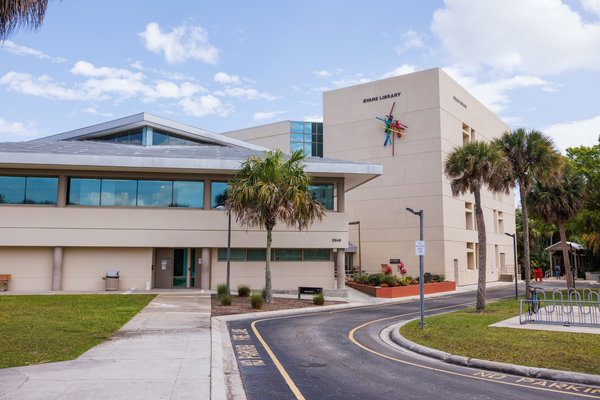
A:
154 248 195 288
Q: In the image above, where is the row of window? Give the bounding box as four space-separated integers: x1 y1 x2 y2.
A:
93 127 210 146
291 122 324 157
0 176 334 210
217 248 331 261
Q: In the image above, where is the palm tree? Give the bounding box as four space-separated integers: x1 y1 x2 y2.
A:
1 0 51 41
226 149 325 303
444 141 509 311
527 163 586 290
494 129 562 299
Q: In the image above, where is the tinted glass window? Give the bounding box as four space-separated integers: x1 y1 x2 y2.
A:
304 122 313 133
24 177 58 204
218 248 246 261
303 249 331 261
290 142 303 153
291 133 303 142
291 121 304 133
303 143 313 156
168 135 185 145
211 182 229 208
137 180 172 207
101 180 137 206
152 130 169 145
274 249 303 261
0 176 26 204
310 184 334 210
69 178 101 206
129 129 143 145
173 181 203 208
247 249 267 261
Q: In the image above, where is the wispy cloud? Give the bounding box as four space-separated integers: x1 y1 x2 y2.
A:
1 40 66 63
544 115 600 154
214 72 241 84
381 65 416 79
0 117 37 138
313 70 332 78
253 111 286 121
214 87 281 101
82 107 113 117
396 30 424 54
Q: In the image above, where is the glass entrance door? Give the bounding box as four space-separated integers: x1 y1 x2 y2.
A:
172 249 195 287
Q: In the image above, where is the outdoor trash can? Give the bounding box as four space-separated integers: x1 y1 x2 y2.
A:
103 270 119 291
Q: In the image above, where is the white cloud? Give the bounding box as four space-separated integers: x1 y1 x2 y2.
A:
442 67 553 113
310 87 333 92
543 115 600 154
1 71 91 100
331 78 371 88
179 95 223 117
313 70 331 78
303 115 323 122
139 22 219 65
82 107 113 117
131 61 145 70
396 30 424 54
253 111 286 121
381 65 417 79
71 61 146 80
500 116 523 126
1 40 67 63
214 72 241 84
432 0 600 75
292 85 300 91
214 87 280 101
582 0 600 16
0 116 37 138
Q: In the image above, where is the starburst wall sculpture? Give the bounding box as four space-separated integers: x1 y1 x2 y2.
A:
376 102 407 155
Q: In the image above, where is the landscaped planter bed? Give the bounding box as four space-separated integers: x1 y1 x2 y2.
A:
346 281 456 298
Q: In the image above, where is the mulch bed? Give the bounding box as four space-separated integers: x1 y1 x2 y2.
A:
210 294 345 317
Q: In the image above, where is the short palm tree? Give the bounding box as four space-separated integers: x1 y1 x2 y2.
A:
1 0 50 41
494 129 562 299
226 149 325 303
527 163 586 290
444 141 509 311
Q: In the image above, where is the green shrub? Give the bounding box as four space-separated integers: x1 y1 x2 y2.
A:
353 274 368 284
438 274 446 283
381 275 397 286
217 283 229 299
220 295 232 306
405 275 413 281
313 293 325 305
400 277 410 286
367 274 381 286
237 284 251 297
261 288 267 299
251 293 263 309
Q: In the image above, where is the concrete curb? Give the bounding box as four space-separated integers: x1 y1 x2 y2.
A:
388 319 600 387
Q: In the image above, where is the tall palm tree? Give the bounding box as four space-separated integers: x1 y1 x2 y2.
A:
226 149 325 303
1 0 50 41
494 129 562 299
444 141 509 311
527 163 586 290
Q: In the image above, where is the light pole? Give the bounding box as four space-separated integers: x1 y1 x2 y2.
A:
349 221 361 275
505 232 518 299
216 205 231 293
406 208 425 329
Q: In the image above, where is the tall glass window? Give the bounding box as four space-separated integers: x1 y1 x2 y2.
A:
137 180 172 207
173 181 203 208
290 121 323 157
211 182 229 208
68 179 101 206
0 176 26 204
309 184 334 210
100 180 137 206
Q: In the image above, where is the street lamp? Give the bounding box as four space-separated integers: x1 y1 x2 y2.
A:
216 205 231 293
505 232 518 299
348 221 361 275
406 207 425 329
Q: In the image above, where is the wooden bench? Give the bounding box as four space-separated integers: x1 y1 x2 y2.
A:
0 274 11 291
297 286 322 300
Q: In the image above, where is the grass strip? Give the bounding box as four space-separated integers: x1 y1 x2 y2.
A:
400 296 600 375
0 294 156 369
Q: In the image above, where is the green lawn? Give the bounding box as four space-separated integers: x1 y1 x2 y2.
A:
0 294 156 369
400 296 600 375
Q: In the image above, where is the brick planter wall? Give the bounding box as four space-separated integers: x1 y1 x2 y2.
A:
346 281 456 298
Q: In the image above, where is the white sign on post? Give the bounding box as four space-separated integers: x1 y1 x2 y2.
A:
415 241 425 256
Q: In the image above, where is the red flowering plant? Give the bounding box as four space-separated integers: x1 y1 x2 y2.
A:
397 261 406 276
384 266 392 276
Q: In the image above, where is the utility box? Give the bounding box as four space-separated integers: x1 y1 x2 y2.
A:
103 270 119 291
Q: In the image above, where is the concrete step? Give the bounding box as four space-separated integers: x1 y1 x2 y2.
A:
498 274 514 282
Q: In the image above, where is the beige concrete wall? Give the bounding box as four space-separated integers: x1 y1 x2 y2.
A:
323 68 515 285
62 247 153 291
0 247 53 290
210 248 335 290
223 121 291 152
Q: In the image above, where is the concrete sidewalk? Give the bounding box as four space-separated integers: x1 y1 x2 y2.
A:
0 292 211 400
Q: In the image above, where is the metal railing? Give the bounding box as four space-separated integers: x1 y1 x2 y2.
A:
519 288 600 327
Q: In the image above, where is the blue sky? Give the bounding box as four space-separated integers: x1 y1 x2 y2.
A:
1 0 600 154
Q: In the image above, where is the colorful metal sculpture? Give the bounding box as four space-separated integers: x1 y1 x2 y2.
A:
376 102 407 155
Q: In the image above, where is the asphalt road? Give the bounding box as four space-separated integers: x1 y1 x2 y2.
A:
228 282 600 400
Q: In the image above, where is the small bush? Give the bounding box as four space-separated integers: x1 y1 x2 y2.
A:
220 295 232 306
400 278 410 286
237 284 251 297
405 275 413 281
353 274 368 284
313 293 325 305
367 274 381 286
251 293 263 309
217 283 229 299
438 274 446 283
381 275 397 286
261 288 267 299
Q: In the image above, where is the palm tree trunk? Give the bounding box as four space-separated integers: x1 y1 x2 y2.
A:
559 223 574 290
265 228 274 303
474 187 487 311
520 185 532 300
